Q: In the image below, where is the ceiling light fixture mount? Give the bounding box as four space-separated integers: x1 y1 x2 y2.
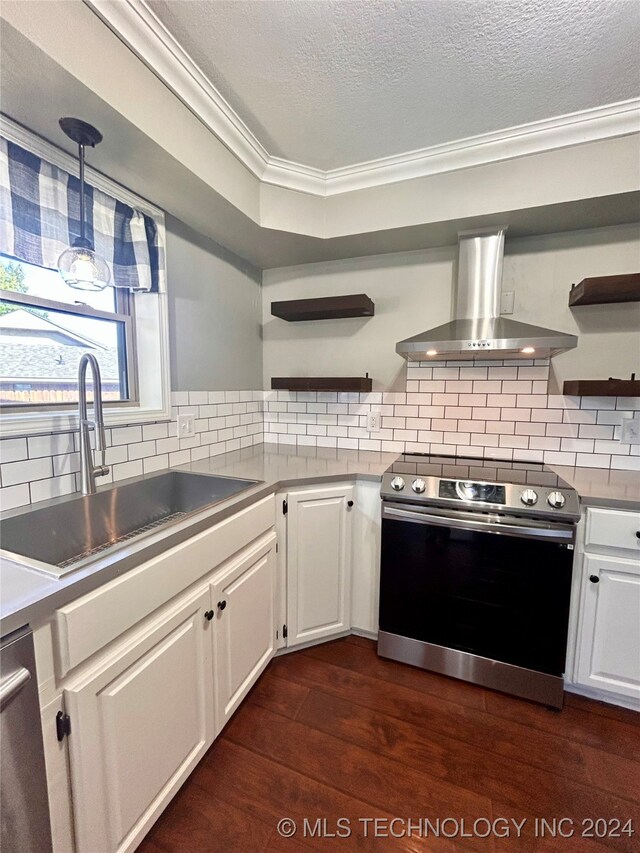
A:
57 117 111 291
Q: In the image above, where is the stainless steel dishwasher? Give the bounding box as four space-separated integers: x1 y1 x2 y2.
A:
1 626 53 852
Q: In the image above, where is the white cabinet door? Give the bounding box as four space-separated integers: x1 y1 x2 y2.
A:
286 484 354 646
576 554 640 703
64 587 214 853
211 532 277 734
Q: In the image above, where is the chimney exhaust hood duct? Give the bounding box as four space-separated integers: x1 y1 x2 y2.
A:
396 228 577 361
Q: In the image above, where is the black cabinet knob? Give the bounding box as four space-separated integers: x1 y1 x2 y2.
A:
217 600 227 611
347 500 354 507
589 575 600 584
636 531 640 539
204 610 214 621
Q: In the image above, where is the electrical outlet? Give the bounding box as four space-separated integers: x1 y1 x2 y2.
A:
621 414 640 444
501 291 515 315
367 411 381 432
177 414 195 438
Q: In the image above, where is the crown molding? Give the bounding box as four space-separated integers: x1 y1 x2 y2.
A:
85 0 270 178
85 1 640 199
323 99 640 196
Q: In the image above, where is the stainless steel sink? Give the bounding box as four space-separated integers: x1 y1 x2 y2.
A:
0 470 259 576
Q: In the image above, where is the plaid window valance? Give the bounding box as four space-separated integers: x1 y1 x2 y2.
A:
0 137 163 292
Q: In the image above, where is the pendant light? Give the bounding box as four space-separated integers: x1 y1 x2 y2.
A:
57 117 111 291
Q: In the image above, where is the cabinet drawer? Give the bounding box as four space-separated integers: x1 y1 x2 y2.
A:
55 495 275 677
584 507 640 553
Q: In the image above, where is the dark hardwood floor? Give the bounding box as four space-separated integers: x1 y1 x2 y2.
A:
138 637 640 852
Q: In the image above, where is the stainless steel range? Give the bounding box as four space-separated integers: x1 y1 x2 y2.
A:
378 453 580 709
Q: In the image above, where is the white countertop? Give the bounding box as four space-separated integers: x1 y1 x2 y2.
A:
551 465 640 510
1 444 637 636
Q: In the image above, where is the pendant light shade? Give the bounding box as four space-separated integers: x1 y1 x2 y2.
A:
57 118 111 291
58 238 111 291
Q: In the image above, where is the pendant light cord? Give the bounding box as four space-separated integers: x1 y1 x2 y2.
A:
78 142 86 244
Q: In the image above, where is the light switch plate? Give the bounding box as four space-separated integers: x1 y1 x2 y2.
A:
621 414 640 444
177 414 196 438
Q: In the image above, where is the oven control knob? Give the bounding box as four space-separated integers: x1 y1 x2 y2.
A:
412 478 426 494
547 491 566 509
390 476 405 491
520 488 538 506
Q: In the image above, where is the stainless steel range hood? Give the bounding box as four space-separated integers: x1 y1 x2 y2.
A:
396 228 577 361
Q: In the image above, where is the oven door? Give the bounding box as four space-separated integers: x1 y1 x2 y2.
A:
379 502 575 676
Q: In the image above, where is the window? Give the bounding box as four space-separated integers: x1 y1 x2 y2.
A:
0 255 136 407
0 116 170 436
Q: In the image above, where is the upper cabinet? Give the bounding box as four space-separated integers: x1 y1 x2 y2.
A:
568 273 640 306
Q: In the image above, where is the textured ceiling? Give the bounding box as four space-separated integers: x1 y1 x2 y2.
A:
148 0 639 171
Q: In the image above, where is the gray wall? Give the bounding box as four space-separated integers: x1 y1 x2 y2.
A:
263 223 640 392
166 216 263 390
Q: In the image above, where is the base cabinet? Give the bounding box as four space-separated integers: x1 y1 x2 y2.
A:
211 534 277 734
64 587 214 853
284 484 354 646
576 553 640 703
60 531 278 853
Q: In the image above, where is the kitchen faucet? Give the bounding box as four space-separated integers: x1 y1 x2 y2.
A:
78 353 110 495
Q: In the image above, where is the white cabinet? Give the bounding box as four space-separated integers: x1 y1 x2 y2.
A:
64 586 214 853
573 506 640 709
284 484 354 646
211 532 277 734
576 554 640 702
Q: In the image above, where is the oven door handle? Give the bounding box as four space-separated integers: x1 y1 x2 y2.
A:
382 504 575 543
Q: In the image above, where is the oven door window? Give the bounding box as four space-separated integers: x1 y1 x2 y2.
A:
379 516 574 676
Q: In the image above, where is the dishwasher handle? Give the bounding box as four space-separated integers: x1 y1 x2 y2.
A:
0 666 31 710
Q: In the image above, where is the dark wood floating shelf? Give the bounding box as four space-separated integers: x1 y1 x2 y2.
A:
271 294 375 321
563 378 640 397
568 273 640 306
271 376 373 392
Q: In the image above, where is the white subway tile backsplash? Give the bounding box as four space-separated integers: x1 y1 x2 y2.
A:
111 426 143 446
459 394 487 407
169 450 191 467
546 423 579 438
30 474 76 503
610 456 640 470
419 406 445 418
112 460 143 482
530 436 561 451
143 423 169 441
0 370 632 506
594 440 631 455
486 421 515 435
579 424 614 440
560 438 594 453
444 406 472 419
581 396 616 410
128 441 157 460
189 391 209 405
3 456 53 486
0 438 28 464
28 433 74 459
473 380 502 393
542 451 576 466
460 368 487 380
0 483 30 510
